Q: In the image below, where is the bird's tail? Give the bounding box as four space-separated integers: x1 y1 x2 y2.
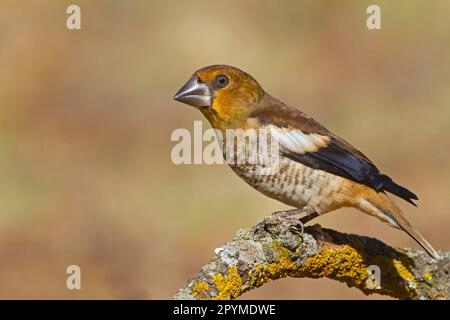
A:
366 192 441 260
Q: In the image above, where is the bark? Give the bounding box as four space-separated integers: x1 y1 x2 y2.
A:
173 215 449 300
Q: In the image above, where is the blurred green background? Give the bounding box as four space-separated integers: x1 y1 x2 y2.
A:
0 0 449 299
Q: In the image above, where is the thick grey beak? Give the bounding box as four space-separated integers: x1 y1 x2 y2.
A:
173 76 212 108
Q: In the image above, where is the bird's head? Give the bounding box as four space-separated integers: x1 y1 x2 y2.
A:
173 65 265 129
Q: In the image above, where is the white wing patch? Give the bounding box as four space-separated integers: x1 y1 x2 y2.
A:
267 125 331 155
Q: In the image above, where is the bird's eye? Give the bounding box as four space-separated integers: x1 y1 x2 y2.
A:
214 75 229 88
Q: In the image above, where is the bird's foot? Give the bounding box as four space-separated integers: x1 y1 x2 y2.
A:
252 207 318 235
270 210 302 234
251 216 305 235
268 207 318 235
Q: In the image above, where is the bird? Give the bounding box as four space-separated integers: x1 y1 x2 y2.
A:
173 64 440 260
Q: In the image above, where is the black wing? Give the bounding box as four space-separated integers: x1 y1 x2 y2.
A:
282 137 418 206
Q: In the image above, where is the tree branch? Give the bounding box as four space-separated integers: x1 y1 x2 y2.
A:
173 215 449 300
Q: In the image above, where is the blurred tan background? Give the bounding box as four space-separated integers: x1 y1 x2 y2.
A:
0 0 449 299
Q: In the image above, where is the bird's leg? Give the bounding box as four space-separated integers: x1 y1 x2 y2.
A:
271 207 311 218
299 210 319 224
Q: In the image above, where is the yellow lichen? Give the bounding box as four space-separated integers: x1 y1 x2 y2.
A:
423 273 433 282
211 266 243 300
244 246 368 294
270 240 292 261
297 245 368 287
393 259 417 288
209 240 418 300
266 256 295 277
192 281 209 299
244 257 296 293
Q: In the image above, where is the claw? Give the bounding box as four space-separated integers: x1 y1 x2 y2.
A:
251 220 267 234
288 218 304 236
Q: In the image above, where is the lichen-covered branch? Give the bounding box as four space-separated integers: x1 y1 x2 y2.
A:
173 216 449 300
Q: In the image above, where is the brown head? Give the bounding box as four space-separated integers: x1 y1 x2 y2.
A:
173 65 265 129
